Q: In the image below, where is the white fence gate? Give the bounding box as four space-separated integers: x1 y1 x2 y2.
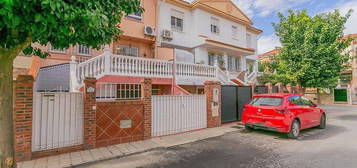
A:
152 95 207 137
32 92 84 152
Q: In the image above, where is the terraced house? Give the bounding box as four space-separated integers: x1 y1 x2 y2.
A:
11 0 262 161
14 0 261 96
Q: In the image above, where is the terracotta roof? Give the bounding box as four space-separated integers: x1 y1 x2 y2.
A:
342 33 357 40
258 48 280 58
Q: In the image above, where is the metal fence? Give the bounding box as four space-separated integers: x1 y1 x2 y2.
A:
32 92 84 152
152 95 207 137
96 83 142 101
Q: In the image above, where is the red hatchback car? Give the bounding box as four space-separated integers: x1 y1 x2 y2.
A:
242 93 326 139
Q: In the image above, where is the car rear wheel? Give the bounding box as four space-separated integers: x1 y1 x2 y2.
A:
287 119 300 139
319 114 326 129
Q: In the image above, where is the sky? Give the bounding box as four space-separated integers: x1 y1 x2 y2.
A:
184 0 357 54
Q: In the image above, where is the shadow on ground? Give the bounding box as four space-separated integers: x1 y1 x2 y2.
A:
239 124 347 141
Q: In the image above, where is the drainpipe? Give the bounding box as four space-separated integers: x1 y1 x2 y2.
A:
172 49 177 94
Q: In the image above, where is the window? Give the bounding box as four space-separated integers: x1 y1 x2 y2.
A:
210 17 220 34
246 33 252 48
232 26 238 39
49 45 65 53
227 56 240 72
208 52 224 69
171 9 184 31
288 96 302 105
126 1 142 21
78 45 90 55
250 97 283 106
116 45 139 57
126 12 142 21
300 96 314 106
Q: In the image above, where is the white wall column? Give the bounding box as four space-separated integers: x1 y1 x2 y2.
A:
69 56 79 92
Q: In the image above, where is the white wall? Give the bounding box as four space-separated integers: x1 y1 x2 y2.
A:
157 1 258 70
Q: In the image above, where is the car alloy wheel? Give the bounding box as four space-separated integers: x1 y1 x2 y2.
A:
319 114 326 129
288 119 300 139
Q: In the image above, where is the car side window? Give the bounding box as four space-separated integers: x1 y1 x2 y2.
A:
300 96 313 106
288 96 302 106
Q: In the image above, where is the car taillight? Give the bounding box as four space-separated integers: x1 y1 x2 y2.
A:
276 108 286 114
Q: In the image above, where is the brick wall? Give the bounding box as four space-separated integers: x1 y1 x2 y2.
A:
96 101 144 147
13 75 34 161
204 81 222 128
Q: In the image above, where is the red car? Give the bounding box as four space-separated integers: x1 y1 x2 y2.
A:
242 93 326 139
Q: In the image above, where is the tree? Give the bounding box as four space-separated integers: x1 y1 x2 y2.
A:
0 1 142 167
273 9 353 89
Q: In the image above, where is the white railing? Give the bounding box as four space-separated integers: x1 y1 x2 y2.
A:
110 54 173 78
70 53 240 91
176 62 217 79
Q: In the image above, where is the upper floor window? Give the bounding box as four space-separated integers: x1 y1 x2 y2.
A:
127 12 142 21
227 56 240 72
78 45 90 55
126 1 142 21
210 17 220 34
232 26 238 40
246 33 252 48
171 9 184 32
116 45 139 57
49 45 65 53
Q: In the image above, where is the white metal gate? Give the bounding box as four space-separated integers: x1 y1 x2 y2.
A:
32 92 84 152
152 95 207 137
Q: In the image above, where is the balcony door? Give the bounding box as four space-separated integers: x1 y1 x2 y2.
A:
208 52 225 69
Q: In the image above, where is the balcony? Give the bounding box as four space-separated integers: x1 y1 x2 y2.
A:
69 52 238 91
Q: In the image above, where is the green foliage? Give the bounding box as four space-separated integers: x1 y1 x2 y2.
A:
258 59 278 73
273 9 353 88
257 73 295 85
0 0 143 57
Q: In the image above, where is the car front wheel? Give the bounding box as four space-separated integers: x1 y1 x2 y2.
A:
287 119 300 139
319 113 326 129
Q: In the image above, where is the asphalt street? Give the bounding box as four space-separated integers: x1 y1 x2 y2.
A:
78 105 357 168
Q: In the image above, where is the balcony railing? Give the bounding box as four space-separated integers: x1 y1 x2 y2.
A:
70 53 224 91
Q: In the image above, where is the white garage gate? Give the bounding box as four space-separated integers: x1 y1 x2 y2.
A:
32 92 84 152
152 95 207 137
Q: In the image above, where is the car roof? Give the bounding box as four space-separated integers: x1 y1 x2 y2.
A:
253 93 302 98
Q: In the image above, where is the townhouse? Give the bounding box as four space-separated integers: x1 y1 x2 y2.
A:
14 0 262 96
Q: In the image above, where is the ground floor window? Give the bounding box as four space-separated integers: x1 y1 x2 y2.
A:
227 56 241 72
116 45 139 57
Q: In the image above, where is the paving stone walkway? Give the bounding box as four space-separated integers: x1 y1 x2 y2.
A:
18 124 240 168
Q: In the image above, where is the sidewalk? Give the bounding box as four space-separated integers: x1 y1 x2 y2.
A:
18 124 241 168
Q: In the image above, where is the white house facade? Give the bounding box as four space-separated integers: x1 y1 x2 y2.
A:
157 0 262 85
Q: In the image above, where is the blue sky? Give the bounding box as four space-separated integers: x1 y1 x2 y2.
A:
185 0 357 54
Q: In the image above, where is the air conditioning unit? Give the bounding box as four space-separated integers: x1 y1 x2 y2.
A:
161 29 173 41
144 26 156 36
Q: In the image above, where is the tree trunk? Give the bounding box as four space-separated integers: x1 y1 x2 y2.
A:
0 54 16 168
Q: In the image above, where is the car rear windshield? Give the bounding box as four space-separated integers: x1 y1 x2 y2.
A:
250 97 283 106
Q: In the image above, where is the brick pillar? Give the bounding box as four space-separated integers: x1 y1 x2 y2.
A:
13 75 34 161
204 81 222 128
275 83 284 93
142 78 152 140
83 78 97 149
286 83 292 93
265 83 273 94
